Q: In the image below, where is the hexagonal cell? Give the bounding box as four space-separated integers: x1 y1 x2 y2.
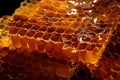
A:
78 50 86 61
39 1 49 9
45 10 55 18
90 37 98 43
17 29 27 36
71 35 78 42
47 27 55 33
56 28 65 33
41 16 49 21
45 42 55 54
54 22 63 26
65 29 74 34
72 42 78 49
61 34 72 41
77 43 87 50
44 22 52 26
50 33 60 42
13 14 28 21
15 21 24 27
37 40 46 52
62 21 71 26
86 43 95 51
8 21 16 26
0 24 4 29
69 21 81 29
42 33 52 40
28 38 37 50
37 7 45 15
34 32 43 39
55 13 63 18
39 26 47 31
31 25 40 30
9 27 19 34
26 31 35 37
23 23 32 29
48 18 58 22
82 37 90 42
63 41 72 47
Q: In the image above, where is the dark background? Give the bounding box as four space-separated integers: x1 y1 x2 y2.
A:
0 0 24 17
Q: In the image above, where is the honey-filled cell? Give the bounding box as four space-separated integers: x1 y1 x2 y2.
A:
27 38 37 50
56 28 65 33
37 40 46 53
39 26 47 31
9 27 19 34
77 43 87 50
86 43 95 51
11 35 22 48
31 25 40 30
17 29 27 36
15 21 24 27
26 31 35 37
47 27 55 33
34 32 43 39
42 32 52 40
23 23 32 29
13 14 28 21
50 33 60 42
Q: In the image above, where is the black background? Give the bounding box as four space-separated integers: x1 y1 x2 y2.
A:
0 0 24 17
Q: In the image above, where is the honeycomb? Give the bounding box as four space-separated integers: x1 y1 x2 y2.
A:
0 0 120 80
8 0 117 65
14 0 41 17
92 22 120 80
0 16 12 48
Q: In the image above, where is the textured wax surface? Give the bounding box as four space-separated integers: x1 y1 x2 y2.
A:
0 0 120 80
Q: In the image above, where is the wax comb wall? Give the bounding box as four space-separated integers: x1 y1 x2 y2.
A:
0 0 120 80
